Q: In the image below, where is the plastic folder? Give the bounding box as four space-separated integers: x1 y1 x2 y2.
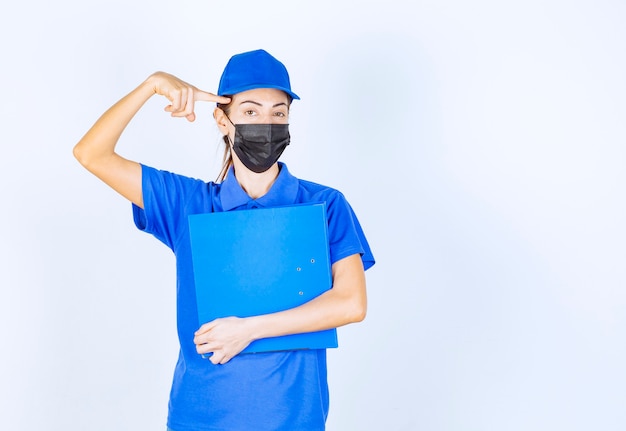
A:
188 203 338 354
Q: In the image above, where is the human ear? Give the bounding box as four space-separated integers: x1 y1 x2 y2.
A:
213 108 229 134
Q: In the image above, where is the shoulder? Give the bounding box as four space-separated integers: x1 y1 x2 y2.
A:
288 169 375 270
140 164 222 214
294 177 358 229
142 164 216 193
295 177 347 204
135 165 220 246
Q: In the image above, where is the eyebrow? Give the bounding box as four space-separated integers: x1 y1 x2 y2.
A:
239 100 288 108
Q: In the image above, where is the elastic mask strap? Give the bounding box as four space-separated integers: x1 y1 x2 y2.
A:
225 114 236 127
224 114 236 147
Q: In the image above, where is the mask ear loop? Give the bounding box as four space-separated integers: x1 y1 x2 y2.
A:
222 114 237 149
224 114 236 127
215 112 236 182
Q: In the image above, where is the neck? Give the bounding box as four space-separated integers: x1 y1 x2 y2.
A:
232 162 280 199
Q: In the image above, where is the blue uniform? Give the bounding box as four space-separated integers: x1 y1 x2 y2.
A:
133 162 375 431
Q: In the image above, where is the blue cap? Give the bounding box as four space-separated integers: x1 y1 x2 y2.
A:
217 49 300 100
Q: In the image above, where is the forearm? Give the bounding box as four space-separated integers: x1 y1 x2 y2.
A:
248 289 365 341
73 72 228 209
247 254 367 340
73 77 155 168
194 252 367 365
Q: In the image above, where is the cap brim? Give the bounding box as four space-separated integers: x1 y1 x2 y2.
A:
218 83 300 100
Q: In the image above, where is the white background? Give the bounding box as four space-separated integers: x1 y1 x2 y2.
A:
1 1 625 430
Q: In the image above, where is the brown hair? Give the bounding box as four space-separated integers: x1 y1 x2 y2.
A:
215 100 233 183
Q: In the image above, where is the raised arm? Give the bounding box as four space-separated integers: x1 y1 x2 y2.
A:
73 72 230 208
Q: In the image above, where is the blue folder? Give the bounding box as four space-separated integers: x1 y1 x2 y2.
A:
188 203 338 354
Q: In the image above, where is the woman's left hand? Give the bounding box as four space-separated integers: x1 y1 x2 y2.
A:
194 317 254 365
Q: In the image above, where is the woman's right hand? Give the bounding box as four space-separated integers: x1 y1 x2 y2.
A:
147 71 231 122
74 71 230 208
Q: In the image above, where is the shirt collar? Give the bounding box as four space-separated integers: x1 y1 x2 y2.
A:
220 162 299 211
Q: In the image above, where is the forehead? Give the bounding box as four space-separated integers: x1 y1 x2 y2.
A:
231 88 290 106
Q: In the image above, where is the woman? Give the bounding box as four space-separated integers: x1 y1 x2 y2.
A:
74 49 375 431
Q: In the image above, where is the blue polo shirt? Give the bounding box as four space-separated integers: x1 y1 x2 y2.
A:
133 162 374 431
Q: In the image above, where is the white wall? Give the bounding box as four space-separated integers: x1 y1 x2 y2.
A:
1 1 625 430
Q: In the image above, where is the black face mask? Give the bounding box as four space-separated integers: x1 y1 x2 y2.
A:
226 117 291 173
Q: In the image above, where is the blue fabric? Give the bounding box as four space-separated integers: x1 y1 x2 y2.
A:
133 162 374 431
217 49 300 100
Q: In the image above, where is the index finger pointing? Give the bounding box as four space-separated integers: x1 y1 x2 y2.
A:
195 89 231 105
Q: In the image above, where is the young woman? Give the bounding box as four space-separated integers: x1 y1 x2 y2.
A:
74 49 375 431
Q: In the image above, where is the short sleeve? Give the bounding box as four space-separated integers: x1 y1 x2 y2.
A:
132 164 208 251
325 192 375 271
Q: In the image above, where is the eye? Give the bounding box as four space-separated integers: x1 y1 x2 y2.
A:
244 109 257 116
274 111 287 118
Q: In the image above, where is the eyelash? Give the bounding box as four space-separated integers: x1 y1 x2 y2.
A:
244 110 287 117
